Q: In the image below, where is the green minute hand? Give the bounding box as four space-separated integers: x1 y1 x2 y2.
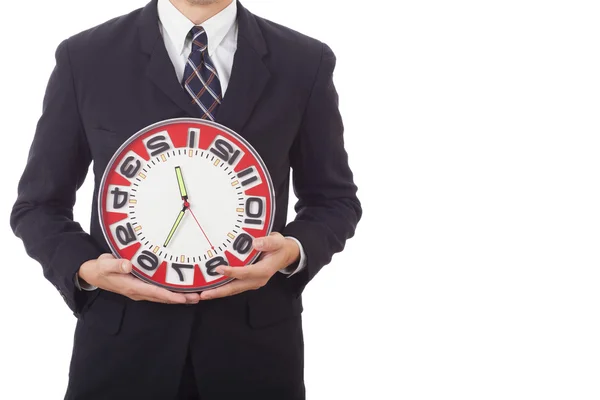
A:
163 208 186 248
175 166 188 199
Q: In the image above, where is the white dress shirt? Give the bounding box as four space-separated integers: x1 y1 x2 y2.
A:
157 0 306 275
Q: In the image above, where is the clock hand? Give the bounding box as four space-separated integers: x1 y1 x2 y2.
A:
174 166 213 249
164 167 191 248
187 206 215 250
175 166 188 200
163 205 187 248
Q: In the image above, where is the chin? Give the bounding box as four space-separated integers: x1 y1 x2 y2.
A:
186 0 221 5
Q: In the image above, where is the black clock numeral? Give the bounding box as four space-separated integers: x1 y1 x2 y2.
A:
237 167 259 187
205 256 228 276
110 187 129 209
115 223 136 246
209 138 241 165
228 150 241 165
171 263 194 282
233 233 253 255
146 134 171 156
137 250 159 271
120 156 141 178
244 197 264 225
188 128 200 148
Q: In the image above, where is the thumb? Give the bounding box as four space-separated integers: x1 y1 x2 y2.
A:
101 257 133 274
253 232 284 252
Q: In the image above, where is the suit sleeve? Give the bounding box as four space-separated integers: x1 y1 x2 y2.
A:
10 39 103 315
282 43 362 291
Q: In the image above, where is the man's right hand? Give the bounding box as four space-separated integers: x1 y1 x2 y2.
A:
78 253 200 304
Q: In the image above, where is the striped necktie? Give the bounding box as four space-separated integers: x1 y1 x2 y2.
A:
182 26 222 121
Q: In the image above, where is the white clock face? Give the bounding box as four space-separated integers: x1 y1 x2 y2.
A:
99 119 275 292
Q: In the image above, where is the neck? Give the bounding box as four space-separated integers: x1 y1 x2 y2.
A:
169 0 233 25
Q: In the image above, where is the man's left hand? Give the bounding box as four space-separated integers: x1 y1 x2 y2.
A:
200 232 300 300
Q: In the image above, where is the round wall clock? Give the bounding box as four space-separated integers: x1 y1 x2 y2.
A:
98 118 275 292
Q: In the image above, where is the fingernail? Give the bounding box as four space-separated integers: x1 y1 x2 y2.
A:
215 267 225 275
254 239 264 248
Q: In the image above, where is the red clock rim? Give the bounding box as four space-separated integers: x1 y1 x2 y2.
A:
97 118 276 292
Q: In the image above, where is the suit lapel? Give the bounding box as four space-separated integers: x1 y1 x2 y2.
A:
146 43 203 118
216 2 270 133
216 39 270 133
137 0 270 129
138 0 203 118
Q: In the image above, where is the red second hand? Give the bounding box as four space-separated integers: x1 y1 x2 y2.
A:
187 206 214 249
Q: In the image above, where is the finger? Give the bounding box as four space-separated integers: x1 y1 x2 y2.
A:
132 294 178 304
142 285 188 304
118 259 133 274
101 257 133 275
200 279 254 300
215 265 255 280
237 255 282 275
253 232 284 252
98 253 115 261
136 293 200 304
183 293 201 303
126 279 188 304
114 275 194 304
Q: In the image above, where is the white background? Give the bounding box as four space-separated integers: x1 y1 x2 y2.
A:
1 0 600 399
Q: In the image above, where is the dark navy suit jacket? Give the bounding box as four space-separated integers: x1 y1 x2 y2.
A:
10 1 361 398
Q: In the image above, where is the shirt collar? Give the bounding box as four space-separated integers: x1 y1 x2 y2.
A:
157 0 237 57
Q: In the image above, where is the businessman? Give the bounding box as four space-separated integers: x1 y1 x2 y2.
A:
10 0 361 398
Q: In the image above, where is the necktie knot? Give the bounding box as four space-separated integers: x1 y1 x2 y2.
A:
190 26 208 52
